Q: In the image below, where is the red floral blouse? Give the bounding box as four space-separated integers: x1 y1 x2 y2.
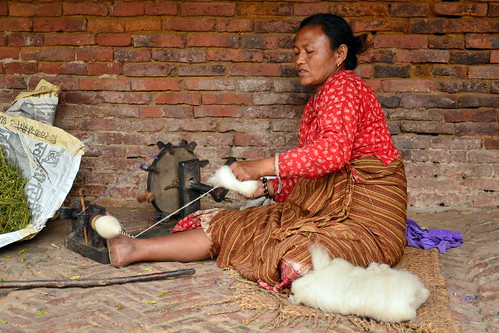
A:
271 69 399 203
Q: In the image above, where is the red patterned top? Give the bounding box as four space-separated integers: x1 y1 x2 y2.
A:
271 69 399 203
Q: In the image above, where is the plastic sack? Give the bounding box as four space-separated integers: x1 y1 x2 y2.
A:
0 86 84 248
5 79 61 125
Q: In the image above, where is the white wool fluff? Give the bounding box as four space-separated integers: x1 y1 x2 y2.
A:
289 246 430 323
208 165 258 198
91 215 123 239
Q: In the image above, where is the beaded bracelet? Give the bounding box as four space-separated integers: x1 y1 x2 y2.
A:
261 177 271 199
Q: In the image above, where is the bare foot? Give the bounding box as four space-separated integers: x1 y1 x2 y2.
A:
107 235 136 268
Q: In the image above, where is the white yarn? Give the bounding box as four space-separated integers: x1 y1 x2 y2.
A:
208 165 258 198
91 215 123 239
289 246 430 323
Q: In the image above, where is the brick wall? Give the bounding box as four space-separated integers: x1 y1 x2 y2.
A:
0 1 497 210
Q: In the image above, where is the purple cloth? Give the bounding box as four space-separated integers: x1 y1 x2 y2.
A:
405 219 464 253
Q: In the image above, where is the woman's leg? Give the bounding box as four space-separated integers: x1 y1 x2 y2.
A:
107 228 213 267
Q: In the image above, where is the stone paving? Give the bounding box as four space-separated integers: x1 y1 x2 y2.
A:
0 207 497 332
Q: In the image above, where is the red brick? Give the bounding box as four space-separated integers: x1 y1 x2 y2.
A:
184 78 236 91
468 65 499 79
155 92 201 105
76 48 113 62
194 105 243 118
110 3 144 16
374 34 427 49
0 47 20 60
63 3 108 16
34 18 86 32
433 3 487 17
261 50 293 64
123 17 161 32
456 122 499 137
234 133 286 147
44 33 95 46
114 48 151 62
123 63 175 77
293 3 330 16
81 104 139 118
0 76 26 89
96 34 132 47
163 105 194 119
254 19 299 33
87 18 125 33
152 49 205 63
410 18 448 34
450 50 490 65
448 19 498 33
8 33 44 46
331 3 389 17
219 120 270 133
229 64 281 77
438 81 490 94
178 64 227 76
131 79 180 91
163 17 216 32
186 34 238 48
242 34 281 50
207 49 264 63
21 47 74 61
180 3 235 16
400 94 458 109
144 3 177 15
9 3 62 17
491 50 499 64
0 17 32 31
38 62 86 75
87 62 122 76
0 2 7 15
216 19 253 33
80 77 130 91
432 65 467 78
81 118 131 132
130 118 165 133
100 91 151 105
444 109 497 123
428 35 465 49
358 49 395 64
133 34 185 48
484 138 499 150
253 92 307 106
391 3 429 17
490 4 499 17
373 65 410 78
396 50 449 63
238 3 292 16
466 34 499 49
4 62 38 74
140 106 165 118
458 95 497 108
202 92 252 105
383 79 437 93
350 18 409 33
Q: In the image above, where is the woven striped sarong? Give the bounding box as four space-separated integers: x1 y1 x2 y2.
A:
208 156 407 286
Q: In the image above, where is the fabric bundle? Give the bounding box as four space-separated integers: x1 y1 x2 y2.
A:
406 219 463 254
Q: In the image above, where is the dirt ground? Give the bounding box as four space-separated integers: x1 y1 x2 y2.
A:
0 206 497 332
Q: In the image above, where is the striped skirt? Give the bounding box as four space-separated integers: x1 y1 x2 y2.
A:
207 156 408 289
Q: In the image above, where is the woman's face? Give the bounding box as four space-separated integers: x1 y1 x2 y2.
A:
293 25 343 91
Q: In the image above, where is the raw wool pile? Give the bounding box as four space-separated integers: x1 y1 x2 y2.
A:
0 147 32 234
